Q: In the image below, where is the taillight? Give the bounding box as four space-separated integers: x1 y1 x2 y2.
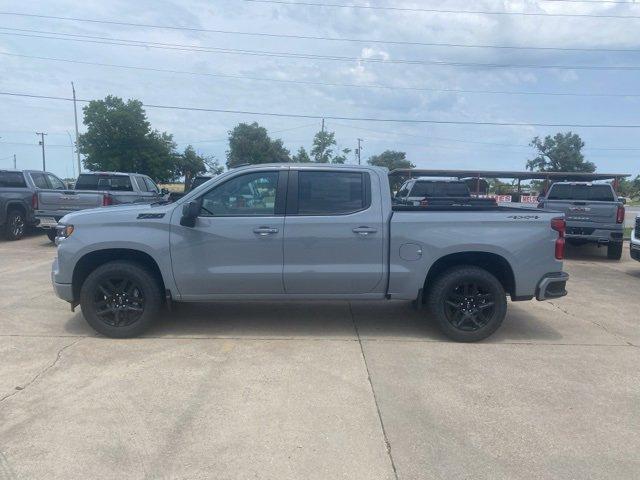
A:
551 217 566 260
102 194 112 206
616 205 625 224
31 193 38 209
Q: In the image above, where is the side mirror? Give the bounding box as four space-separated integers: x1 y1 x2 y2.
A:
160 187 170 195
537 195 545 202
180 201 200 227
618 196 627 204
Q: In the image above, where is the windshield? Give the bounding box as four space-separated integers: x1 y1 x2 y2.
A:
75 174 133 192
547 184 615 202
410 181 470 197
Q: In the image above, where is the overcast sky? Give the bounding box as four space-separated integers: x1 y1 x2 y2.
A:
0 0 639 179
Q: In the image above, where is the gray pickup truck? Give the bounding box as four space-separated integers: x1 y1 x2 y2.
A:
51 164 569 342
538 182 625 259
36 172 166 240
0 169 67 240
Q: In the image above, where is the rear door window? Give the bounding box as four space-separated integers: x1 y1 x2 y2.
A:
0 171 27 188
76 174 133 191
548 184 615 202
296 171 368 215
46 174 66 190
30 172 49 189
143 177 159 194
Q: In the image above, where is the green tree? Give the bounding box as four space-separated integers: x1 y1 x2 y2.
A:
78 96 177 182
310 129 350 164
367 150 414 171
226 122 291 168
618 175 640 199
175 145 223 190
292 146 311 163
526 132 595 173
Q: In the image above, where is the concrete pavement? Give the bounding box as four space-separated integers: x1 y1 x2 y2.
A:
1 233 639 479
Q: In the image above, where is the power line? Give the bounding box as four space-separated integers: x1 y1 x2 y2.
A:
1 18 639 53
243 0 640 18
3 51 639 99
3 90 640 128
3 32 640 71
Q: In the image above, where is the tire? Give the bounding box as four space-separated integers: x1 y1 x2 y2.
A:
427 266 507 342
607 242 623 260
46 229 57 242
3 209 26 241
80 261 162 338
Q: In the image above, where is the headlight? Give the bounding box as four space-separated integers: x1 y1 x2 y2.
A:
56 224 74 238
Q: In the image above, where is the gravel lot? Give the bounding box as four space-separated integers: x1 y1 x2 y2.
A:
1 233 639 479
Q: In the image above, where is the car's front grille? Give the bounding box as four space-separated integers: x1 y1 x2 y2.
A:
636 218 640 239
566 227 595 236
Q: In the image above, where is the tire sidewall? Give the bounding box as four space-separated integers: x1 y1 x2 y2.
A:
429 266 507 342
607 242 623 260
4 210 25 241
80 261 161 338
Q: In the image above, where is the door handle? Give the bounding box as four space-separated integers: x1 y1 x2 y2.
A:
352 226 377 236
253 226 279 236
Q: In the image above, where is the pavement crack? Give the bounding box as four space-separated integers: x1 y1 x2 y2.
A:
348 302 399 480
0 338 84 404
547 301 635 347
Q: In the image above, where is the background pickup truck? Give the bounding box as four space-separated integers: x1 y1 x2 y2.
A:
51 164 569 342
631 215 640 262
36 172 166 240
538 182 625 259
0 169 67 240
394 178 496 208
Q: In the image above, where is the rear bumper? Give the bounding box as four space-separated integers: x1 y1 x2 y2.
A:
536 272 569 301
565 223 623 244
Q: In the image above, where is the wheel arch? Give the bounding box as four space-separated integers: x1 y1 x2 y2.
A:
423 251 516 301
5 201 27 216
72 248 166 302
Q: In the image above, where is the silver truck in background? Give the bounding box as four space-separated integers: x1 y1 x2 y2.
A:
537 182 625 259
631 215 640 262
0 169 67 240
36 172 166 240
51 164 569 342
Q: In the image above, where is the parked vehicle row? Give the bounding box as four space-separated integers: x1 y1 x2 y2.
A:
51 164 568 342
36 172 168 241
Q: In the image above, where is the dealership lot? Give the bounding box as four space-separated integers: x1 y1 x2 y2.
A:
1 234 639 479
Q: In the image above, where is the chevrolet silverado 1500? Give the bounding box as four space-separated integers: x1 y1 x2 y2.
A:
51 164 569 341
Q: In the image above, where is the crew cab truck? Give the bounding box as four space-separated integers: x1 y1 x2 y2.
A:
51 164 569 342
36 172 166 240
0 169 66 240
538 182 625 259
631 215 640 262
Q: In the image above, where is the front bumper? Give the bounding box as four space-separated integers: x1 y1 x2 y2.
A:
631 234 640 262
51 256 74 303
536 272 569 301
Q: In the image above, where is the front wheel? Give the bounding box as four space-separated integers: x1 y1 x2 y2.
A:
607 242 623 260
80 261 162 338
427 266 507 342
46 229 57 242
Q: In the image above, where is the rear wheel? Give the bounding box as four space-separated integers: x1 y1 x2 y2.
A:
80 261 162 338
427 266 507 342
607 242 623 260
3 210 26 240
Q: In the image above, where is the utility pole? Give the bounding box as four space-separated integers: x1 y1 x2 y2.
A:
36 132 47 171
321 118 325 134
356 138 363 165
67 131 76 178
13 154 16 169
71 82 82 174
